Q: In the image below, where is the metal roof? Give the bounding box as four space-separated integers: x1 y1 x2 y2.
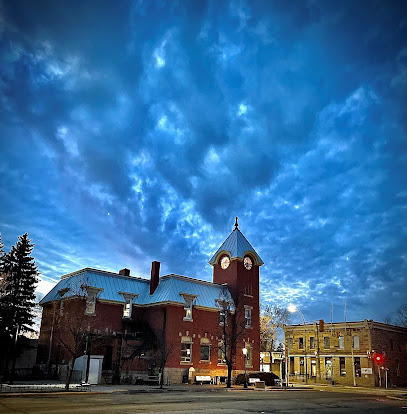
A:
208 228 264 266
39 268 234 310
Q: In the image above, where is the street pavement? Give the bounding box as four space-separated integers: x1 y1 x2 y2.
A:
1 382 407 413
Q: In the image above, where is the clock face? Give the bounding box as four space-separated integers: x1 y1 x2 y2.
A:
221 256 230 270
244 256 253 270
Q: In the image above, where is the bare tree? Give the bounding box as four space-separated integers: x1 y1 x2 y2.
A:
216 288 247 388
260 305 290 354
395 305 407 327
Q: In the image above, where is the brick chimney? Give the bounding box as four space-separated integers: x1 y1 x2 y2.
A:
150 261 160 295
119 268 130 276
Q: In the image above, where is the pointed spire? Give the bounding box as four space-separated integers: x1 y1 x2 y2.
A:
234 216 239 230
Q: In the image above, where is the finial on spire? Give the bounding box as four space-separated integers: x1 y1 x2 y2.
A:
234 216 239 230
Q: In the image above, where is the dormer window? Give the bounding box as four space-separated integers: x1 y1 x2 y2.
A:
119 292 138 319
180 293 197 322
81 285 103 315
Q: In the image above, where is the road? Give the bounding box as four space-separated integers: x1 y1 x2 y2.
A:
1 388 406 413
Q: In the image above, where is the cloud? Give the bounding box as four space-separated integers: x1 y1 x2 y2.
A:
0 0 406 324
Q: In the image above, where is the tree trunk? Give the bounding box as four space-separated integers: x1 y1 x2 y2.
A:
65 360 74 390
226 363 233 388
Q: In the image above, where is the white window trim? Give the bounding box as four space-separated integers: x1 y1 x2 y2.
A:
82 285 103 315
119 292 139 318
180 293 197 322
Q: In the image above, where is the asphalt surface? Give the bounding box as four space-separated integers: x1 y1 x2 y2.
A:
1 385 407 414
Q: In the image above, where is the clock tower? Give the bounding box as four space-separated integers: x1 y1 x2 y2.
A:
209 217 263 372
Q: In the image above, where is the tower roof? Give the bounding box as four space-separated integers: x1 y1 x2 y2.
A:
208 218 264 266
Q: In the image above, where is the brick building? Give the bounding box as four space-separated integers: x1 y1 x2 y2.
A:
37 220 263 384
284 320 407 387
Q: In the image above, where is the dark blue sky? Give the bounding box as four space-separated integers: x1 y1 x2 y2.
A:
1 0 406 324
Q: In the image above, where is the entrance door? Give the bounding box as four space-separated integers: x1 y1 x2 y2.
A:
325 357 332 380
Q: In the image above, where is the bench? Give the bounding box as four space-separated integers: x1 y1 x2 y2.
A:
254 381 266 389
144 376 159 385
195 375 212 384
249 378 260 385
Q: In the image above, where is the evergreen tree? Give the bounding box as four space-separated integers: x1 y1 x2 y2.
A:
0 233 39 382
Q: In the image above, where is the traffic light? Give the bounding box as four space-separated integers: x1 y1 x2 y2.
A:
319 319 324 332
373 353 385 366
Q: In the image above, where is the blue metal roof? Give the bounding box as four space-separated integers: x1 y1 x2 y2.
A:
39 268 234 310
208 228 264 266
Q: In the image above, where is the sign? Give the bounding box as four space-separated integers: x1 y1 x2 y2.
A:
361 368 372 374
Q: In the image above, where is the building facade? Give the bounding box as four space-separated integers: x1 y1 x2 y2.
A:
284 320 407 387
37 220 263 384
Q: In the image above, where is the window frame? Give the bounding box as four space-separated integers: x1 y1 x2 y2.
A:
181 337 192 364
244 306 253 328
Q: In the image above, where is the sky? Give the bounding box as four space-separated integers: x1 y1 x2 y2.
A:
0 0 406 325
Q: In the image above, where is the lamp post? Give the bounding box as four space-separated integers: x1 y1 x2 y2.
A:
242 347 248 388
288 305 308 384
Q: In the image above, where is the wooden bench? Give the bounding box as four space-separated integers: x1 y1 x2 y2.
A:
195 375 212 384
249 378 260 385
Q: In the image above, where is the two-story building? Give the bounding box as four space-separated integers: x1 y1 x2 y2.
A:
284 319 407 387
37 219 263 385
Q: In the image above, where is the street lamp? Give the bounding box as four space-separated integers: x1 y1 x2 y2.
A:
288 305 308 384
242 347 248 388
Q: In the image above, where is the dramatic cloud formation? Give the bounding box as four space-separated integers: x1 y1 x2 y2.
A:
1 0 406 323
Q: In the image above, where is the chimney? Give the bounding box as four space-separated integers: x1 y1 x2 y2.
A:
150 261 160 295
119 268 130 276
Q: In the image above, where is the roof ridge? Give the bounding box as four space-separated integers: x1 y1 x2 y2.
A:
60 267 149 282
161 273 225 287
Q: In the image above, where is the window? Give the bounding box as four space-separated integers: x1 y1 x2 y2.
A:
352 335 359 349
299 357 304 374
82 286 103 315
181 337 192 363
244 306 252 328
309 337 315 349
244 345 252 367
338 335 345 349
200 338 210 362
354 357 361 377
299 337 304 349
324 337 330 349
119 292 138 319
244 283 253 296
390 339 394 351
218 341 226 364
340 357 346 376
180 293 197 322
396 359 400 376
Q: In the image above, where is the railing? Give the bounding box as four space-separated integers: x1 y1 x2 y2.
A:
0 383 90 393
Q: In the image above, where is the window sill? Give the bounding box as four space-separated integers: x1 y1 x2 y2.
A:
183 318 193 322
180 362 193 365
200 360 210 363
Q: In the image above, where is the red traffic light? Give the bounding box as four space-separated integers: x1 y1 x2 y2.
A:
374 353 385 366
